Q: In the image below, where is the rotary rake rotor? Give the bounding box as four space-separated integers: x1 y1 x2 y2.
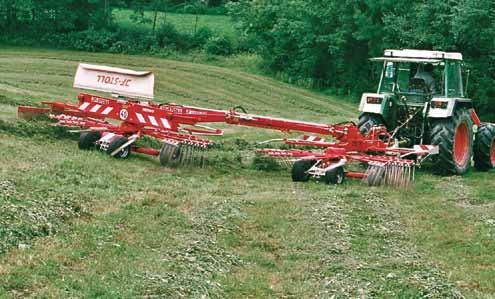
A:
17 63 439 188
159 141 207 168
364 161 415 188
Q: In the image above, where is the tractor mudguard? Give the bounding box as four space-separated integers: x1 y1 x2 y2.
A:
428 98 473 119
359 93 392 117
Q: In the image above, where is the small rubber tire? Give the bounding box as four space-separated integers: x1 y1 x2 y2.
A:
159 143 182 168
291 160 314 182
429 108 473 175
358 113 385 136
474 123 495 171
107 136 131 159
78 131 101 150
323 167 345 185
366 166 385 187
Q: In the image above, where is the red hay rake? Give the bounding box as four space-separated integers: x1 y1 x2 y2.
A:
17 64 438 187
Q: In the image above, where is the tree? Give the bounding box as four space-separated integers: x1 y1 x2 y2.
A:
207 0 222 7
129 0 169 34
0 0 113 32
229 0 495 116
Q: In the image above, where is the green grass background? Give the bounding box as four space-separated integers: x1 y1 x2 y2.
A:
113 9 236 38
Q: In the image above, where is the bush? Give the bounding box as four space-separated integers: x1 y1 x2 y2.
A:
168 4 227 15
38 33 66 48
155 22 196 51
108 40 132 54
204 36 233 56
68 29 118 52
1 18 240 59
155 22 181 48
236 32 260 53
251 154 281 171
192 27 213 47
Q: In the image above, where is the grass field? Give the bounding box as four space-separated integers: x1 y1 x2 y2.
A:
0 47 494 298
113 9 236 38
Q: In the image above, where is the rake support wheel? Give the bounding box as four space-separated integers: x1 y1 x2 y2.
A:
429 109 473 175
324 167 345 185
78 131 101 150
474 123 495 171
291 160 314 182
107 136 131 159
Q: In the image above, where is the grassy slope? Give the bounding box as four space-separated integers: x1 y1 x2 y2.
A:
113 9 235 38
0 47 494 298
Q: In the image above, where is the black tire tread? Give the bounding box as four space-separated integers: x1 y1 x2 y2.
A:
324 167 345 185
474 123 495 171
358 113 385 136
291 160 313 182
78 131 101 150
107 136 130 159
429 109 473 175
160 143 181 168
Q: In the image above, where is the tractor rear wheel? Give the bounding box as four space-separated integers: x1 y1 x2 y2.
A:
291 160 314 182
429 109 473 175
323 167 345 185
78 131 101 150
358 113 385 136
107 136 131 159
159 143 182 168
474 123 495 171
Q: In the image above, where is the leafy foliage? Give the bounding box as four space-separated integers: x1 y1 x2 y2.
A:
0 0 112 32
229 0 495 116
0 1 234 56
204 35 233 56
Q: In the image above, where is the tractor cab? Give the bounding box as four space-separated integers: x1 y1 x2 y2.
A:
372 49 465 105
377 60 439 105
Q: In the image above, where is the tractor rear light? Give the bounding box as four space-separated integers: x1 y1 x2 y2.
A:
367 97 382 104
431 100 448 109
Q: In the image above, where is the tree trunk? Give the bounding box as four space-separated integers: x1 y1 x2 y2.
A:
152 8 158 34
6 0 18 30
194 13 198 36
105 0 110 27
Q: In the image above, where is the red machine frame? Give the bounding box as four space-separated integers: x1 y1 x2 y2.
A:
18 91 437 187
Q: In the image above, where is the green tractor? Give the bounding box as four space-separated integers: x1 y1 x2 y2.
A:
359 49 495 174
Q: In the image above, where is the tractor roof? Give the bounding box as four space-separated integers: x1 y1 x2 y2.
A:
381 49 463 61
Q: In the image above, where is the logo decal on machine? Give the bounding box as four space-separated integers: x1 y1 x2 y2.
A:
119 109 129 120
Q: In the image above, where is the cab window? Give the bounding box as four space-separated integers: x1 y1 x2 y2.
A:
446 62 463 97
379 62 395 93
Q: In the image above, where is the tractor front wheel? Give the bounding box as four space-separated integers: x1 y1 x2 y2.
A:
474 123 495 171
429 109 473 175
358 113 385 136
